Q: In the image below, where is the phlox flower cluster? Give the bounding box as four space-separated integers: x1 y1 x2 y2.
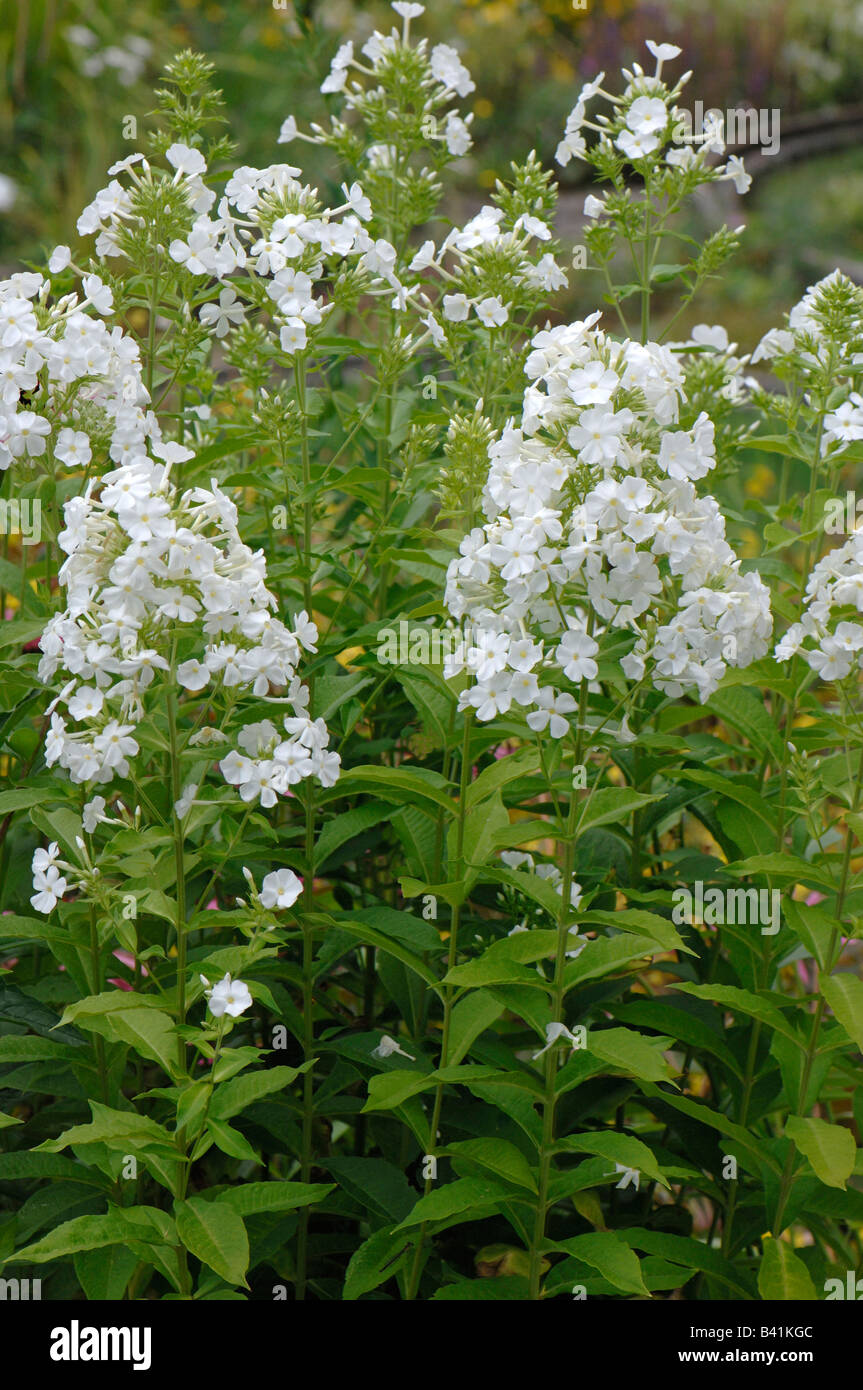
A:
0 263 151 474
776 534 863 682
751 270 863 377
408 187 569 352
37 450 339 798
281 2 474 161
556 38 751 199
444 313 773 728
77 141 389 360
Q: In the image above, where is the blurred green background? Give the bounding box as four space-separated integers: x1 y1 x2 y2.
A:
2 0 863 348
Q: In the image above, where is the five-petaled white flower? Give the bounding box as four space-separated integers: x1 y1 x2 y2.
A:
206 973 253 1019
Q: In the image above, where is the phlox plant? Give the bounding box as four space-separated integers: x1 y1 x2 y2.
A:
0 3 862 1304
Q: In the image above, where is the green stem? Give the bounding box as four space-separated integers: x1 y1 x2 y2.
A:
295 354 313 615
166 652 188 1074
405 713 472 1301
527 736 583 1301
296 779 317 1301
88 903 110 1104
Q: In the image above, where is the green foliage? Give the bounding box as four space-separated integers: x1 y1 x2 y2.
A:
0 8 861 1309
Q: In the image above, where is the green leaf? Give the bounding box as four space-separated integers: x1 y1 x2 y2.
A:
96 1007 180 1076
446 989 505 1066
0 787 58 813
363 1070 432 1113
465 748 538 809
673 983 802 1047
484 866 566 919
639 1083 781 1172
213 1182 334 1217
782 899 834 969
336 765 454 817
442 1139 537 1192
821 974 863 1051
618 1228 756 1297
209 1065 307 1121
449 790 510 887
723 853 836 891
444 954 547 988
394 669 451 749
0 985 84 1043
206 1118 261 1164
757 1236 817 1300
578 908 688 954
0 1036 89 1064
706 687 783 759
313 802 398 869
394 1177 513 1231
588 1028 675 1083
0 1152 108 1185
175 1195 249 1288
36 1101 177 1159
332 911 441 987
0 914 70 945
785 1116 856 1190
669 769 778 828
557 1132 669 1187
4 1207 171 1267
325 1158 414 1222
550 1232 648 1296
564 934 660 988
343 1227 411 1300
57 990 167 1028
576 788 662 834
74 1245 140 1300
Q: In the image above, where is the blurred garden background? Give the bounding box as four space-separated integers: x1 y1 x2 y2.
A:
3 0 863 348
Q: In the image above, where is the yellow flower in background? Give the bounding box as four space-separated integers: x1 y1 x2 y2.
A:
746 463 776 499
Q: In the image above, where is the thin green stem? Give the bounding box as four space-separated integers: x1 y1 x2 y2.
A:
405 712 472 1300
295 778 318 1301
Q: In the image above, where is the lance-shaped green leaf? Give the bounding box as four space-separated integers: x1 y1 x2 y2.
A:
209 1063 309 1121
821 973 863 1052
442 1138 538 1192
78 1006 180 1077
575 788 663 834
3 1206 174 1267
757 1236 817 1300
35 1101 177 1160
576 908 690 954
58 990 167 1027
394 1177 515 1231
564 934 661 989
446 988 505 1066
210 1182 335 1216
557 1132 670 1187
175 1195 249 1288
549 1232 648 1296
343 1227 413 1301
447 791 510 889
618 1228 757 1298
639 1083 781 1172
785 1116 856 1190
673 983 803 1047
335 765 455 817
465 747 538 809
587 1028 675 1083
